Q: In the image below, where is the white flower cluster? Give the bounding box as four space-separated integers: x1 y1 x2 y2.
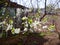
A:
30 20 42 33
29 19 55 33
11 28 20 34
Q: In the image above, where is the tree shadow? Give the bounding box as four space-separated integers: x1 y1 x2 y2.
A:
23 33 48 45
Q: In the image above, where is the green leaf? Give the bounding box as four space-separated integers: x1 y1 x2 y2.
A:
11 27 15 34
28 18 33 24
40 32 45 36
48 25 55 31
9 19 13 24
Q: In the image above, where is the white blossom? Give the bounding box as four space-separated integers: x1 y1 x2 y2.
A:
0 21 5 25
6 24 13 32
29 29 34 32
24 28 28 32
25 24 28 27
14 28 20 34
42 25 48 29
22 16 28 20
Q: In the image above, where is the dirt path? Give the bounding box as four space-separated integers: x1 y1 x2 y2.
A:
55 17 60 33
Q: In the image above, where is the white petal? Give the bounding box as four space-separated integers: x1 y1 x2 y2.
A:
42 25 48 29
14 28 20 34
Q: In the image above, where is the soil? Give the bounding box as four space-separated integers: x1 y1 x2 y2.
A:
0 32 60 45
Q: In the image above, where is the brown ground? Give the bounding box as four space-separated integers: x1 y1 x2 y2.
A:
0 32 60 45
